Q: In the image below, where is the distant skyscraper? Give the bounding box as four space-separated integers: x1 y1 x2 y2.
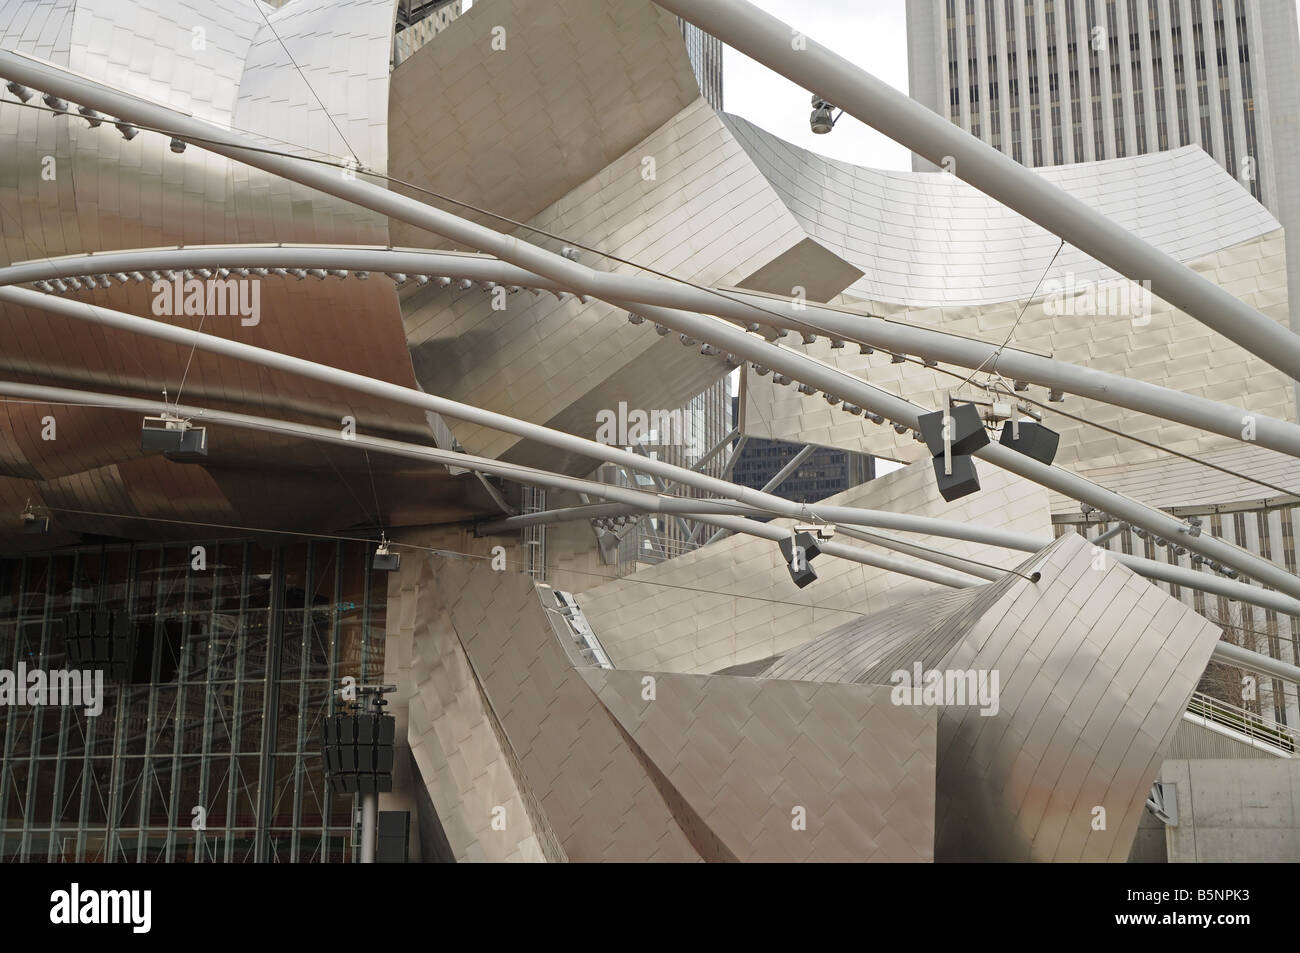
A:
731 438 875 505
681 20 724 109
907 0 1300 400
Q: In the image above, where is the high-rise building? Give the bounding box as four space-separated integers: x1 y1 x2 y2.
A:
3 0 1299 868
731 438 875 505
907 0 1300 370
681 20 724 110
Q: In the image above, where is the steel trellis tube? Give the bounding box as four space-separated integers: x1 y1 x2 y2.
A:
6 377 1300 674
651 0 1300 383
0 379 983 588
5 247 1300 459
0 52 1297 600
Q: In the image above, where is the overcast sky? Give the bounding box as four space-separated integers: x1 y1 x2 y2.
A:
722 0 913 171
723 0 1300 172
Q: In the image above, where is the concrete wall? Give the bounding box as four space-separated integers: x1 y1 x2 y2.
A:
1162 758 1300 862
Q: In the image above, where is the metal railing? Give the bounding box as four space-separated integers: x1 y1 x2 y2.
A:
1186 690 1298 754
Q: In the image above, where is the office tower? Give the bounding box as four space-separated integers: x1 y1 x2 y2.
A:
907 0 1300 375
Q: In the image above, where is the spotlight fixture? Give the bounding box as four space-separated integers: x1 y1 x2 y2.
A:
77 106 103 127
20 500 49 535
115 120 139 141
753 365 772 376
141 414 207 457
801 332 818 345
810 94 840 134
436 276 451 287
5 81 33 102
42 93 68 114
456 278 472 290
195 268 213 279
128 271 147 281
859 344 874 355
654 324 670 336
289 268 307 280
34 280 52 292
830 339 846 349
843 404 863 415
388 273 408 284
372 536 401 572
772 374 791 386
355 271 369 280
1013 380 1029 391
679 334 699 346
111 272 130 283
745 322 762 332
560 247 580 261
328 269 348 278
890 353 906 364
52 279 67 292
700 344 721 356
169 137 186 153
1048 389 1064 402
797 384 816 395
824 394 841 406
893 423 908 434
307 269 328 280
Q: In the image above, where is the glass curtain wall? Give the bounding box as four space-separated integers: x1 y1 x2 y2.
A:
0 537 387 863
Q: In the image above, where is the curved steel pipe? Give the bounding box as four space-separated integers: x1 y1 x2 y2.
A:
1 52 1296 600
6 245 1300 460
652 0 1300 382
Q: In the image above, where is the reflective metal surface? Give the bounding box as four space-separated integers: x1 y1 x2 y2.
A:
763 532 1223 861
0 0 461 551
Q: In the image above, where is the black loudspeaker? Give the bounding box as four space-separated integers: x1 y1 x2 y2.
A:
778 531 823 567
917 403 990 457
999 420 1059 465
60 610 133 680
22 515 50 535
786 561 818 588
377 811 410 863
322 710 395 794
372 551 401 572
932 454 981 502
